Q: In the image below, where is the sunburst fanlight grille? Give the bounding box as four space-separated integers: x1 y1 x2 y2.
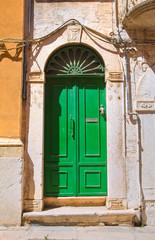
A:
45 45 105 75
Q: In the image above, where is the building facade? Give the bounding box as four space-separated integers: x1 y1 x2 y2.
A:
0 0 155 226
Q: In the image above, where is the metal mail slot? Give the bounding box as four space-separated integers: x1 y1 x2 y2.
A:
85 118 98 123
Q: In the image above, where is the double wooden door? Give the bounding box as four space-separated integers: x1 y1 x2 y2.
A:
44 75 107 196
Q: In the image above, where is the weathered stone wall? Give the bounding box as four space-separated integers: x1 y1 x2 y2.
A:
33 1 115 38
123 45 155 225
0 139 23 226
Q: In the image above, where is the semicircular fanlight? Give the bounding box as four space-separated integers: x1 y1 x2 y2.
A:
45 45 105 75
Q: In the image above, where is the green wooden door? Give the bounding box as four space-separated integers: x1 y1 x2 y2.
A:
44 75 107 196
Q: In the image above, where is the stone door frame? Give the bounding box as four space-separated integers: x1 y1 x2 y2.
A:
23 28 127 212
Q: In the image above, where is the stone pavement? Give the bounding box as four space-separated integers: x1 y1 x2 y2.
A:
0 225 155 240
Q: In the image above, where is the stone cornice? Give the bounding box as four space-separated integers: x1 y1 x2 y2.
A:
27 72 45 84
107 72 124 82
0 138 23 147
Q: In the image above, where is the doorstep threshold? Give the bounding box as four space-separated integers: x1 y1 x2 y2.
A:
44 196 106 208
23 206 137 226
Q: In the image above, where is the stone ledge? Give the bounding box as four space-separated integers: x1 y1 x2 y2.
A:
0 138 23 147
0 138 23 158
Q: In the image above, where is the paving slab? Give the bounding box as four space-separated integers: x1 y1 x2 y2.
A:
0 226 155 240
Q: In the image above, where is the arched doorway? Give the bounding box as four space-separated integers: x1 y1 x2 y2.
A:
44 44 107 196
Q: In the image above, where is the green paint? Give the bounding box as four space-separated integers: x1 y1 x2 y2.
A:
44 76 107 196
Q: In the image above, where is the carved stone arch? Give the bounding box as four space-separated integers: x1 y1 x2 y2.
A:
30 34 122 80
45 44 105 75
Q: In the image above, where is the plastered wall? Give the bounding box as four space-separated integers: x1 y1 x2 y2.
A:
0 0 24 138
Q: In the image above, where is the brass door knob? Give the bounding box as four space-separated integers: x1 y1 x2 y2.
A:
99 104 105 116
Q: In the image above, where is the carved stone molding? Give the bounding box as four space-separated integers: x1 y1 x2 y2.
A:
67 25 82 43
23 199 43 212
0 138 23 147
106 198 127 210
136 67 155 106
107 72 123 82
136 101 155 112
27 72 45 84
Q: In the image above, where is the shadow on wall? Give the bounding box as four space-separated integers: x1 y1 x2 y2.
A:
0 43 22 62
44 83 63 197
23 83 35 206
29 29 66 73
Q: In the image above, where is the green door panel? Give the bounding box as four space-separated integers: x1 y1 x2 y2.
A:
44 166 75 196
44 76 107 196
78 77 106 163
79 166 107 195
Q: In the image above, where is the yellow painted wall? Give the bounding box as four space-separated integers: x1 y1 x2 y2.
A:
0 0 24 138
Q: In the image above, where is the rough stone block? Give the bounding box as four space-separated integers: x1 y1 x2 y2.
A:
0 157 23 226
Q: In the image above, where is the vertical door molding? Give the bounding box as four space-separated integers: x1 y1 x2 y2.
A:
106 80 127 209
24 73 44 211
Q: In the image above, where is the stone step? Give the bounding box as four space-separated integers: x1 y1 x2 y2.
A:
44 197 106 208
23 207 137 226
